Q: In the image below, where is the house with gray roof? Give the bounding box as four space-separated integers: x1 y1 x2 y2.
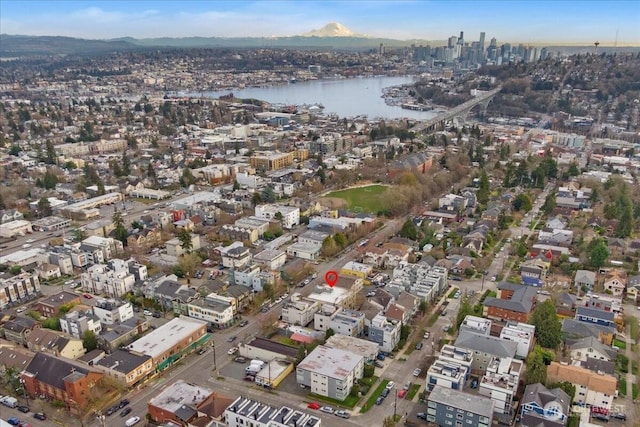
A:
561 318 616 346
484 284 537 323
520 383 570 427
454 330 517 373
575 307 616 328
574 270 596 291
567 336 617 362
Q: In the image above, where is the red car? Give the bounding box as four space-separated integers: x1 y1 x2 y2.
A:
83 293 93 299
307 402 320 410
397 389 407 399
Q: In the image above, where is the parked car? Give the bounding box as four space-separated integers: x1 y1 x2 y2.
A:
335 410 350 419
415 342 423 350
82 293 93 299
417 413 427 420
119 399 130 408
403 382 411 390
376 353 385 361
413 368 422 377
7 418 19 426
234 356 247 363
423 332 430 339
17 405 29 413
227 336 237 343
243 375 255 382
591 413 609 421
375 396 385 405
197 347 207 355
33 413 47 421
398 389 407 399
106 405 119 416
373 361 384 368
239 319 249 327
152 312 162 318
319 406 334 414
120 407 132 417
228 347 238 355
307 402 320 410
380 388 390 398
385 381 395 390
143 309 152 315
611 412 626 420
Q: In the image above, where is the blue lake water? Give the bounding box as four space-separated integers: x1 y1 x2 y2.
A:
191 76 439 120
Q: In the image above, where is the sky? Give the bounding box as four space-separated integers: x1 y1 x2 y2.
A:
1 0 639 45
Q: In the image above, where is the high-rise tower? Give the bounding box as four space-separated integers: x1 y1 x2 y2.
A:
479 32 486 52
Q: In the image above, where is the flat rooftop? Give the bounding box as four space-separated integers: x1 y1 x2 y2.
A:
297 345 362 380
126 316 207 359
149 379 212 412
429 384 494 417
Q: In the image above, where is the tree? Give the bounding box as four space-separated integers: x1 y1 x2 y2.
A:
477 169 490 204
530 300 562 349
525 345 548 384
9 145 21 156
325 328 335 340
9 265 22 275
82 330 98 351
122 153 131 175
37 197 52 218
177 229 193 254
399 219 419 240
541 193 556 215
333 233 347 248
0 193 5 210
112 211 128 245
45 139 57 165
512 193 533 212
589 238 609 269
547 381 575 401
42 170 59 189
73 228 88 242
456 296 474 331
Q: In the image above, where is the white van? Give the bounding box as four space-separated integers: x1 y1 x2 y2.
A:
1 396 18 408
125 416 140 427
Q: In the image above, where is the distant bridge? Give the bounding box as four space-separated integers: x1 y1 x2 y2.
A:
413 86 502 133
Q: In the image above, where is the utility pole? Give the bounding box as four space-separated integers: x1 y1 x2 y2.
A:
393 387 398 420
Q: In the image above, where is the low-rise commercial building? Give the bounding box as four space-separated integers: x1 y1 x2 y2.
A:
125 316 208 372
95 349 153 387
224 397 321 427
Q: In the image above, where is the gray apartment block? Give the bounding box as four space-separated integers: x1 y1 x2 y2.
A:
427 385 494 427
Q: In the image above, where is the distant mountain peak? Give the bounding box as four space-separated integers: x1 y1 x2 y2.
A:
302 22 365 38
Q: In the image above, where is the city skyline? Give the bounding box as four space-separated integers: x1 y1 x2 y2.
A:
0 0 639 45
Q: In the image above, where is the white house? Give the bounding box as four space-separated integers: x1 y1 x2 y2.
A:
254 204 300 229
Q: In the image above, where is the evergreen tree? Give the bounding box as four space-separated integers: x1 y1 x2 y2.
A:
530 300 562 349
112 211 128 245
477 169 490 204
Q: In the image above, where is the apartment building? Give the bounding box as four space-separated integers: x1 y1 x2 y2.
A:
281 295 319 326
92 299 134 325
254 204 300 229
499 322 535 359
427 385 494 427
224 397 321 427
478 357 523 414
368 313 401 353
0 272 42 309
60 310 102 339
81 259 137 298
296 345 363 401
546 362 617 411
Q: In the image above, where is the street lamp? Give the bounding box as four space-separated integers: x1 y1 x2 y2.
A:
211 341 217 371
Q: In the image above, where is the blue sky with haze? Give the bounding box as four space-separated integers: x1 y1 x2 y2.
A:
1 0 638 44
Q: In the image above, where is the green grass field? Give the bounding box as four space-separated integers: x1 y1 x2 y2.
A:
325 185 389 213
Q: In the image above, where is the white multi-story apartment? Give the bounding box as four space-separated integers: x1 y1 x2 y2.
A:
60 310 102 339
281 294 319 326
81 259 136 298
80 235 123 260
92 299 134 325
254 204 300 229
478 357 524 414
224 397 321 427
368 313 401 353
296 345 364 401
499 322 535 359
0 272 41 309
186 296 235 329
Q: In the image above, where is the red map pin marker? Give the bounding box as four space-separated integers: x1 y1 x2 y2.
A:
325 271 339 288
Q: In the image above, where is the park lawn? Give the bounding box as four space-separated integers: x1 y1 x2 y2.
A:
325 185 389 213
361 379 390 413
406 384 421 401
